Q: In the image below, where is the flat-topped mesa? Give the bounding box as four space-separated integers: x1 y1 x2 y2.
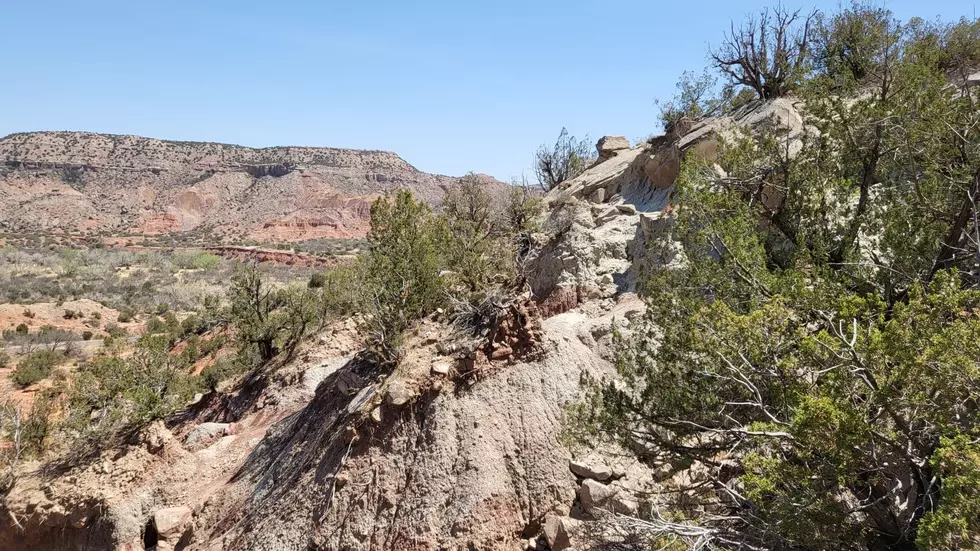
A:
0 131 509 241
0 131 419 173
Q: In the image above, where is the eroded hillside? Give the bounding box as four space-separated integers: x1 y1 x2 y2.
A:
0 132 504 243
0 93 798 551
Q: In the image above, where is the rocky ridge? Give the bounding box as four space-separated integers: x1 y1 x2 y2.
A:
0 131 505 242
0 99 805 550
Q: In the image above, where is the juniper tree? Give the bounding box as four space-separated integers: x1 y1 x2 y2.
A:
534 128 596 190
573 7 980 548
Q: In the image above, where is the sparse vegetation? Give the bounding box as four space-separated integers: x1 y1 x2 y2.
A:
573 4 980 550
200 356 246 392
228 263 318 364
442 173 514 294
0 246 313 315
361 191 449 365
710 4 815 99
0 241 331 466
656 69 757 131
534 128 596 190
12 350 65 388
314 263 365 322
66 334 199 445
172 250 220 271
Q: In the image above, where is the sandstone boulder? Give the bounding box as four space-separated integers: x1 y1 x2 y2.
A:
431 359 452 375
569 459 612 481
153 506 192 542
385 381 415 406
543 514 581 551
579 479 618 510
579 479 640 515
596 136 630 161
141 420 173 454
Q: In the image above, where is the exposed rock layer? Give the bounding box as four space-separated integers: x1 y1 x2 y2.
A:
0 99 806 550
0 131 505 242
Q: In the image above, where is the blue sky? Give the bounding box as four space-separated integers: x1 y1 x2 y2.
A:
1 1 976 181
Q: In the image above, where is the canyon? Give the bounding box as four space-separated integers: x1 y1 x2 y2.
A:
0 131 505 243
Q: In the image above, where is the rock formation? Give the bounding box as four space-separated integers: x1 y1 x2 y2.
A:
0 99 806 550
0 132 507 242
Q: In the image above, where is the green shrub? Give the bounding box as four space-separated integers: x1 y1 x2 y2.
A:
63 309 83 320
15 323 28 334
362 191 449 365
37 326 75 343
200 357 246 392
180 314 205 336
534 128 595 190
0 352 9 369
655 69 727 130
442 174 515 294
12 350 63 387
68 334 196 435
21 393 54 456
117 309 134 323
146 317 169 334
308 272 326 289
81 330 94 341
316 264 365 322
192 253 220 270
197 334 227 358
173 250 221 271
229 264 318 364
104 323 127 338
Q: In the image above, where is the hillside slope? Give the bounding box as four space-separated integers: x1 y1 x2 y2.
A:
0 101 801 551
0 131 504 243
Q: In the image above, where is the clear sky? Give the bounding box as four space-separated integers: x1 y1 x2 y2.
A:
1 1 976 181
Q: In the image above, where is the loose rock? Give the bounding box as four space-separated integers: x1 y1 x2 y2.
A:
569 459 613 481
184 422 229 452
543 514 580 551
153 505 192 542
431 360 452 375
596 136 630 161
385 381 415 406
579 479 617 509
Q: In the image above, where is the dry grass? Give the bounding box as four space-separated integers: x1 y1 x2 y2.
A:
0 246 315 315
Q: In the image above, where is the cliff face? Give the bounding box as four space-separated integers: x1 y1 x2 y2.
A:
0 132 499 242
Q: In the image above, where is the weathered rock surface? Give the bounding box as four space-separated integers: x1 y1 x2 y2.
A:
528 98 805 316
596 135 630 161
569 459 613 481
384 380 416 406
579 479 618 508
543 514 582 551
183 422 230 452
153 505 193 541
0 98 807 551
